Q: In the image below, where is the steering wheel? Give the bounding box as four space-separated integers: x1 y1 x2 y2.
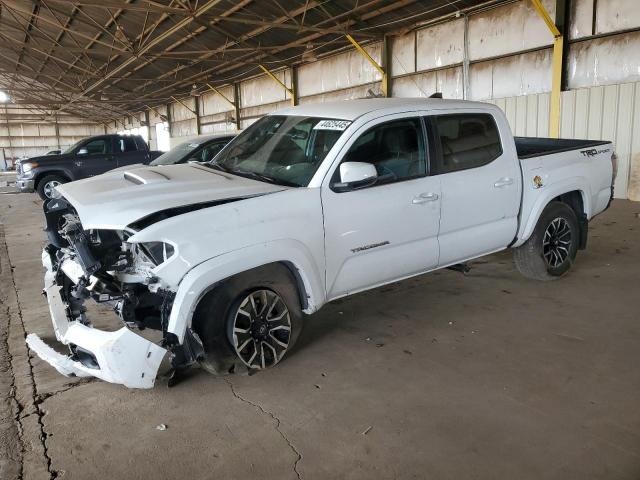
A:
377 164 397 182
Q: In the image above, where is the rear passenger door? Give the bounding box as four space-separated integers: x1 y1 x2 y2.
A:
427 110 521 266
115 136 145 167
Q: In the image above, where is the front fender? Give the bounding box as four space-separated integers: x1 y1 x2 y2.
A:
513 177 590 247
166 239 325 343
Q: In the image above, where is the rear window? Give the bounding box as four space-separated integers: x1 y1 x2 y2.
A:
116 136 138 153
431 113 502 174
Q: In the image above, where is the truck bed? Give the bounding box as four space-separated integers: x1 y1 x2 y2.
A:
515 137 610 159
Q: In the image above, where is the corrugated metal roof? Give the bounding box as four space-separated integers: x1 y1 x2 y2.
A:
0 0 502 122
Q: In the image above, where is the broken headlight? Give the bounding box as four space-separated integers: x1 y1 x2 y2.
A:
138 242 175 266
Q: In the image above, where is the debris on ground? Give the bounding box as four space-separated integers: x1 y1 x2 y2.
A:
156 424 167 431
361 426 373 435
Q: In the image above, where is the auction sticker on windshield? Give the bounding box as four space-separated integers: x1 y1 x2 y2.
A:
314 120 351 131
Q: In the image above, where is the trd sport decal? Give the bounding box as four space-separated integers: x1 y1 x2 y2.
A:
351 241 390 253
580 147 610 157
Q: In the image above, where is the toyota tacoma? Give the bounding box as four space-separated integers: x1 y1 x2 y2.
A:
26 99 616 388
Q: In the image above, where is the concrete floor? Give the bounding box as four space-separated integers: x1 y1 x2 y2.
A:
1 190 639 480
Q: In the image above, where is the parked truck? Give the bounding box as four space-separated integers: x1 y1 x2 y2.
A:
15 134 162 200
26 98 615 388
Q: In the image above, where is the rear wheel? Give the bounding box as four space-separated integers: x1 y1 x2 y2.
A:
194 264 303 374
37 175 67 200
514 201 579 281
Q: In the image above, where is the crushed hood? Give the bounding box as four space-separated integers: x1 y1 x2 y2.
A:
57 163 288 229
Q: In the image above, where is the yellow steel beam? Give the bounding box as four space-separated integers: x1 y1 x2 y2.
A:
206 83 236 108
258 64 295 105
550 36 563 138
530 0 562 138
345 34 387 97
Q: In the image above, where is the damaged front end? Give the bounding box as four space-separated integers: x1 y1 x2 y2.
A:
26 197 203 388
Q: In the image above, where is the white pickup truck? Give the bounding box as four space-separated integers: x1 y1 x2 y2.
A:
27 98 616 388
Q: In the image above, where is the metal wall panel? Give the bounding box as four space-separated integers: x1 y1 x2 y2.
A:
568 32 640 89
416 18 464 71
596 0 640 34
392 66 463 99
569 0 594 39
470 49 553 100
297 44 382 98
170 99 196 122
467 0 555 61
200 86 234 116
390 32 415 76
299 84 377 104
241 69 291 108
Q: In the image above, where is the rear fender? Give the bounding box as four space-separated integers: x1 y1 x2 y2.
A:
166 239 325 343
513 178 590 247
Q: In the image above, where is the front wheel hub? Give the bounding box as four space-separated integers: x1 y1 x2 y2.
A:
230 289 292 369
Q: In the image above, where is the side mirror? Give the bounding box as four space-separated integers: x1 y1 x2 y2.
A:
334 162 378 192
77 147 89 155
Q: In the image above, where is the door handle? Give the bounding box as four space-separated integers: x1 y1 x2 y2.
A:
412 192 439 204
494 177 514 188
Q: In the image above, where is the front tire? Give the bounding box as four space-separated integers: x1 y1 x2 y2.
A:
193 264 303 375
514 201 579 281
37 175 67 200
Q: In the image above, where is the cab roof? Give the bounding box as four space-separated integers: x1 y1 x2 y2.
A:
275 98 494 121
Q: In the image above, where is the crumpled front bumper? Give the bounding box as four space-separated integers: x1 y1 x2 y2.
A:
26 251 168 389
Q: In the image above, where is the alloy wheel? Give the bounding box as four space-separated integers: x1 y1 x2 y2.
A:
230 289 292 369
542 217 572 268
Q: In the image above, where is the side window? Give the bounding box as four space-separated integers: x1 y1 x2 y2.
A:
82 139 109 155
337 118 426 186
431 113 502 174
116 136 138 153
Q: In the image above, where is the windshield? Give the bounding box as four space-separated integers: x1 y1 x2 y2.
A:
209 115 349 187
62 139 83 154
151 140 202 166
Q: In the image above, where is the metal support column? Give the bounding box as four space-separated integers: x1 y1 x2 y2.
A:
166 103 172 138
291 65 299 106
54 116 61 150
194 96 201 135
530 0 566 138
143 110 151 148
233 83 241 131
463 15 471 100
346 34 388 97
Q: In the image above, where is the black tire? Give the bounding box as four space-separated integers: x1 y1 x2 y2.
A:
193 264 303 375
513 201 579 281
36 174 67 200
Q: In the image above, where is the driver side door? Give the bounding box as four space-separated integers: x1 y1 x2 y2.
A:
322 114 441 299
75 137 114 177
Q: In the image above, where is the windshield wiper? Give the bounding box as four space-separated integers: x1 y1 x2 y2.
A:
204 163 298 187
205 162 232 173
234 169 280 184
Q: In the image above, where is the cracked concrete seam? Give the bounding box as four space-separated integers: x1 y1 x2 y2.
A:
223 378 303 480
0 225 57 479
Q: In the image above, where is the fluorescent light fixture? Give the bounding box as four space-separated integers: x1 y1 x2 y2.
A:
0 91 8 102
